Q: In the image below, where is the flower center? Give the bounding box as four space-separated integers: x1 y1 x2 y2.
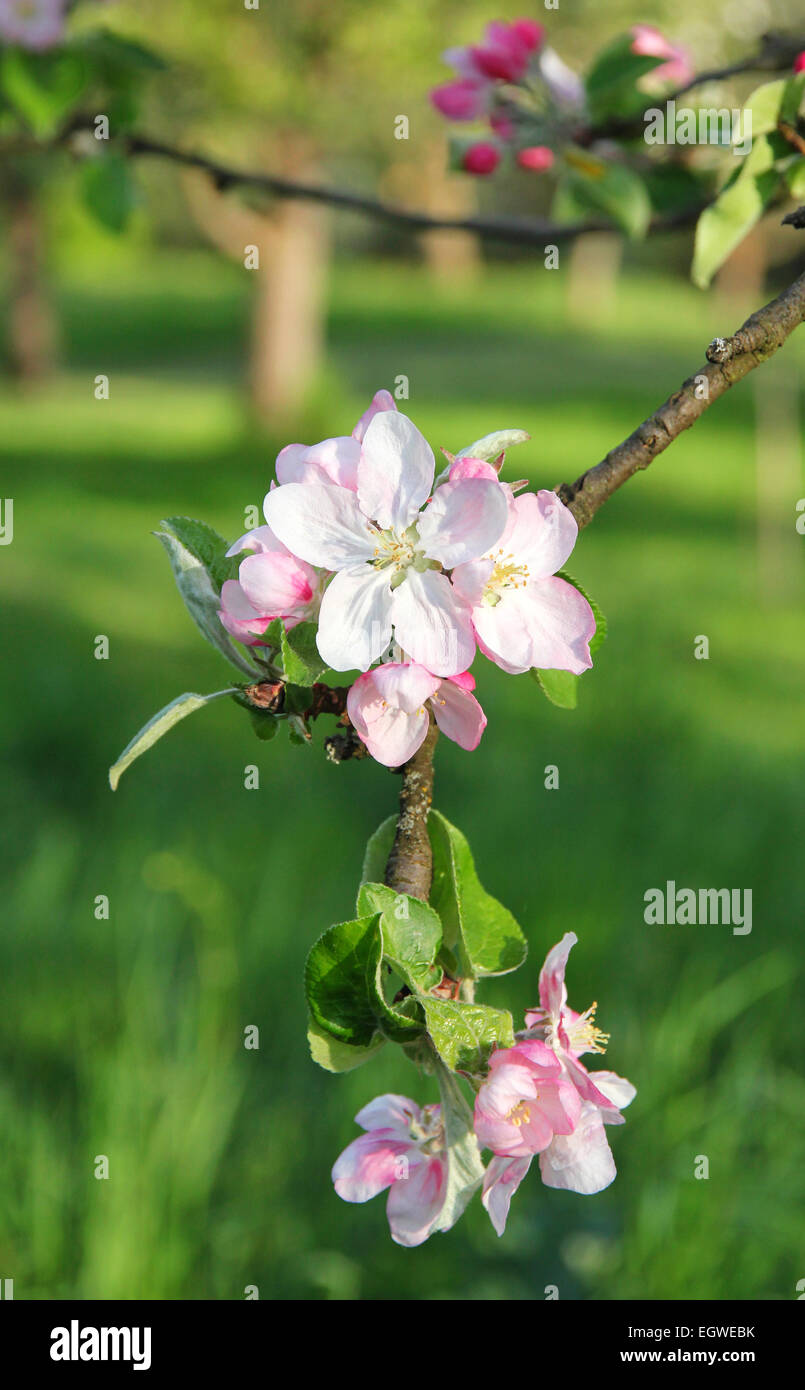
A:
565 1002 609 1055
369 523 439 587
482 548 530 606
507 1099 533 1127
407 1103 445 1153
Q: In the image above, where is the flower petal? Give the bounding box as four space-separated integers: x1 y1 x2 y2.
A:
470 586 536 675
348 676 429 767
538 931 577 1019
276 436 362 490
539 1103 616 1195
316 565 393 672
352 389 397 443
506 490 579 578
332 1132 412 1203
391 568 476 677
386 1155 446 1247
264 482 375 570
517 576 595 673
369 662 441 714
430 679 486 751
588 1070 637 1115
482 1155 532 1237
238 551 314 619
226 524 285 558
358 412 434 530
354 1093 421 1135
418 478 509 568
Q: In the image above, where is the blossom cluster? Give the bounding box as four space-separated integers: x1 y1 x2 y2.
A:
333 932 635 1245
219 389 595 767
429 17 693 178
0 0 66 49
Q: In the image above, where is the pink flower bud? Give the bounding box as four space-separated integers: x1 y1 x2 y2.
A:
462 141 501 176
489 110 515 141
516 144 555 173
511 19 544 53
430 79 489 122
794 51 805 74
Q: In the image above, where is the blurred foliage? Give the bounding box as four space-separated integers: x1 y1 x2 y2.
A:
0 250 803 1298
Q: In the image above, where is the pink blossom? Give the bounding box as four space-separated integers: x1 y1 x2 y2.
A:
462 141 501 175
218 524 320 643
471 19 543 83
431 79 491 122
452 490 595 676
631 24 694 91
517 145 555 173
794 51 805 75
275 389 397 490
265 411 509 676
347 662 486 767
474 1038 581 1159
332 1094 447 1247
0 0 64 50
489 109 515 141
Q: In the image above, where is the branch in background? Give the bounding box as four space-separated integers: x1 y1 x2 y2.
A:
557 271 805 528
62 127 704 248
383 719 439 902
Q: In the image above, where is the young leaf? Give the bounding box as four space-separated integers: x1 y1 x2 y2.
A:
360 814 397 886
81 154 136 234
692 170 779 288
279 621 327 686
432 1061 485 1232
427 811 527 978
357 882 443 993
785 158 805 199
584 36 664 123
564 150 652 239
532 667 578 709
307 1016 384 1073
735 78 788 139
305 915 383 1047
108 688 236 790
422 997 515 1075
159 516 238 592
0 47 87 137
154 524 259 678
455 428 530 461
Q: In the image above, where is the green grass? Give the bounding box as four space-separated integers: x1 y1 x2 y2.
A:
1 252 804 1300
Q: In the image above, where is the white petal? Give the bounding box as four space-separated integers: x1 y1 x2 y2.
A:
517 576 595 673
316 565 393 672
391 568 476 677
538 1104 616 1195
418 479 509 568
507 490 579 579
263 483 375 570
358 412 434 530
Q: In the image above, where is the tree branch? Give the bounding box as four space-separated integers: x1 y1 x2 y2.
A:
383 718 439 902
557 271 805 528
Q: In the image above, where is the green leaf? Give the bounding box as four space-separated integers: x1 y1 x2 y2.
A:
357 881 443 993
736 78 787 139
307 1016 384 1073
305 916 383 1047
248 708 279 741
0 47 87 137
785 158 805 199
360 814 397 886
154 522 259 678
108 688 235 790
432 1061 485 1232
427 810 527 978
279 621 327 685
564 149 652 239
737 131 791 180
80 154 136 233
455 428 530 461
584 36 665 123
692 169 779 288
532 667 578 709
77 30 166 74
780 73 805 126
422 997 514 1075
160 516 238 592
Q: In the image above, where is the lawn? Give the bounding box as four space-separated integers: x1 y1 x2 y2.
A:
1 251 803 1300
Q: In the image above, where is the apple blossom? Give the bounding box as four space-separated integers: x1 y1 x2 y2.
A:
264 410 509 676
0 0 65 49
794 51 805 75
471 19 543 83
631 24 694 92
536 46 586 111
474 1038 581 1159
452 489 596 675
275 389 397 490
347 662 486 767
332 1094 448 1247
431 78 491 122
218 524 321 642
462 142 501 176
517 145 555 173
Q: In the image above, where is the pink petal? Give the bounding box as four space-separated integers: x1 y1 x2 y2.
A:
538 931 577 1019
352 389 398 443
482 1155 532 1236
226 524 286 558
430 79 490 121
357 412 434 531
332 1132 412 1203
390 568 476 677
264 482 375 570
471 585 537 674
348 680 429 767
448 457 500 483
238 551 315 619
276 436 362 490
430 679 486 751
218 580 267 643
592 1071 637 1113
386 1155 446 1246
418 478 509 568
354 1093 421 1135
516 576 595 673
316 565 394 672
369 661 441 714
505 490 579 579
539 1104 616 1195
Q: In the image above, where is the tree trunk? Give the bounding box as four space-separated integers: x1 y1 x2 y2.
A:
4 177 57 383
